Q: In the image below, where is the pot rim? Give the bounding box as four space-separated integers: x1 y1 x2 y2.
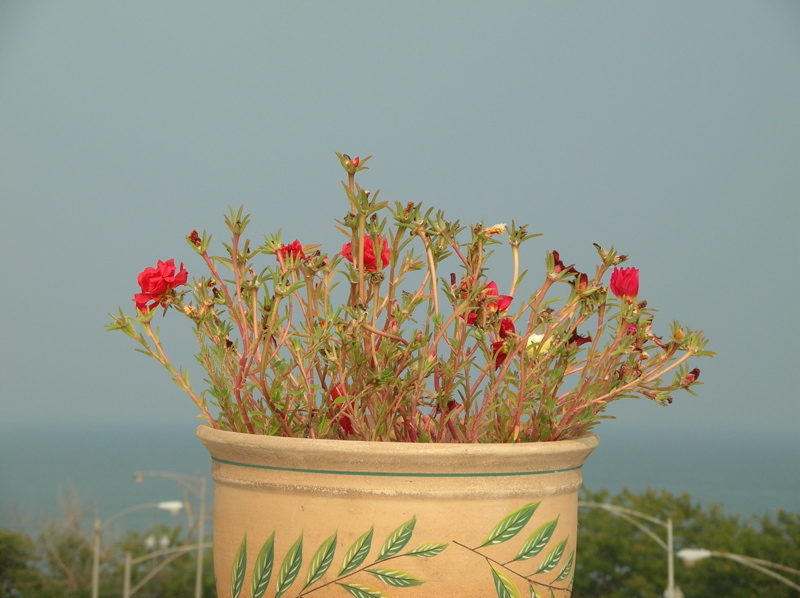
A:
196 423 598 452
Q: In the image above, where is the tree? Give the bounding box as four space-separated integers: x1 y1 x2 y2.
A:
574 487 800 597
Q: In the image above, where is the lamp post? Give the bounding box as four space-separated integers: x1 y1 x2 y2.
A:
133 471 207 598
91 500 184 598
579 501 680 598
122 541 213 598
677 548 800 591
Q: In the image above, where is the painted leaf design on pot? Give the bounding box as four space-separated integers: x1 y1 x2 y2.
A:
338 582 390 598
303 531 337 589
534 537 568 575
274 533 303 598
230 534 246 598
555 549 574 582
491 567 523 598
250 532 274 598
528 583 542 598
403 542 448 558
339 526 374 576
480 502 541 547
512 516 559 561
367 568 424 587
376 516 416 561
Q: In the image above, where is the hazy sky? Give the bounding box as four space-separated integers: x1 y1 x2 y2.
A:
1 2 798 440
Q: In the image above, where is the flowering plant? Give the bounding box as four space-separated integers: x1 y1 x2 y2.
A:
108 154 712 442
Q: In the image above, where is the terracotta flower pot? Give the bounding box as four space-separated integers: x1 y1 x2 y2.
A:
197 425 598 598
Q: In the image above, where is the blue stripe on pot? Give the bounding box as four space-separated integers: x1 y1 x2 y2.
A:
211 456 582 477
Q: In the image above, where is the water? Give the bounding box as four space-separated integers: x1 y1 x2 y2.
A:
1 422 798 534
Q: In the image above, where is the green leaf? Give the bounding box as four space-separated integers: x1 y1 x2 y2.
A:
338 582 390 598
376 516 416 561
230 534 246 598
535 537 568 574
512 516 559 561
480 502 541 547
555 549 574 582
529 584 542 598
250 532 274 598
274 534 303 598
367 568 425 587
339 527 374 576
403 542 448 558
491 567 523 598
303 532 338 589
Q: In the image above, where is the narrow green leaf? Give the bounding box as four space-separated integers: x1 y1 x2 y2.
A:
550 591 557 598
512 517 559 561
230 534 247 598
338 582 390 598
250 532 274 598
367 568 425 587
274 534 303 598
535 537 568 574
339 527 374 576
481 502 541 547
377 516 416 561
529 584 542 598
491 567 523 598
555 549 574 582
303 532 338 589
403 542 448 558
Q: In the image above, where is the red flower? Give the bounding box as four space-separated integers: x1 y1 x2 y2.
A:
330 385 354 435
340 235 390 272
610 267 639 303
352 156 360 168
133 259 188 312
463 281 513 325
278 240 305 261
499 317 515 338
492 318 516 368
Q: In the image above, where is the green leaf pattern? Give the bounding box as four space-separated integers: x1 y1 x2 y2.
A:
338 582 390 598
534 537 568 575
274 534 303 597
481 502 540 547
513 517 559 561
491 567 523 598
250 532 274 598
303 531 337 589
367 568 424 587
377 517 416 561
339 527 374 576
225 500 575 597
230 534 246 598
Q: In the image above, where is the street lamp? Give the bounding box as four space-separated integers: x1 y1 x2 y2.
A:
579 501 681 598
122 541 213 598
91 501 184 598
678 548 800 591
133 471 207 598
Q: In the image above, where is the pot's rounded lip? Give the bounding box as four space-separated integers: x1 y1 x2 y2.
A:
196 423 599 456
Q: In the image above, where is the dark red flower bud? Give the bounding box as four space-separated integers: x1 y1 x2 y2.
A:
352 156 360 168
552 250 576 275
569 331 592 347
684 368 701 384
187 230 202 248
